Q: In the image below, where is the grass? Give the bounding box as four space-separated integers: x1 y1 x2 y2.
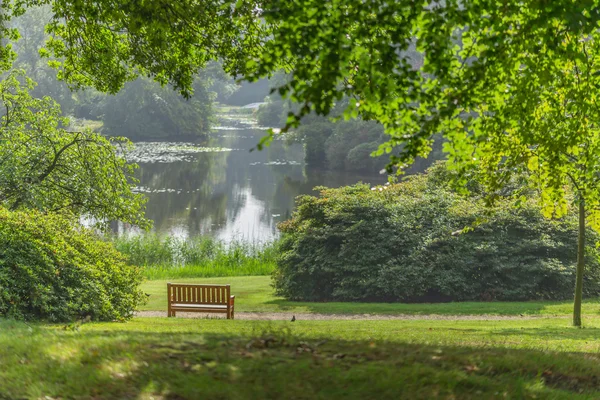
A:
140 275 600 317
111 234 277 279
7 256 600 398
3 317 600 398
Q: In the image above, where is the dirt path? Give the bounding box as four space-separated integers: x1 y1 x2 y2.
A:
136 311 558 321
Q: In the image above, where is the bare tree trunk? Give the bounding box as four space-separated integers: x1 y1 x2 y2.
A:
573 196 585 327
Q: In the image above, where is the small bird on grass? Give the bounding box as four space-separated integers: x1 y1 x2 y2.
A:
291 315 296 322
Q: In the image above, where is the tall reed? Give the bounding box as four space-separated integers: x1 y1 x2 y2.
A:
111 234 278 279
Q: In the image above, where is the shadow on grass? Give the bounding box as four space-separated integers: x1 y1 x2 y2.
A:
2 322 600 399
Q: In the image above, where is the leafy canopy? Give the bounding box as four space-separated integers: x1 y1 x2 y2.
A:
1 0 268 97
244 1 600 221
471 35 600 226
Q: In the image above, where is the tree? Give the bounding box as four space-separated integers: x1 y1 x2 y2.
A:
0 69 149 228
468 36 600 327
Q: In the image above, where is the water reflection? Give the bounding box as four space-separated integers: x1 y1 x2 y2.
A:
115 129 387 242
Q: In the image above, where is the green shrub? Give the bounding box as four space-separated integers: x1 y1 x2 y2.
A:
0 208 145 322
274 170 600 302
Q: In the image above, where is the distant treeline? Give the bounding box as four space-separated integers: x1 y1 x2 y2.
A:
257 95 444 175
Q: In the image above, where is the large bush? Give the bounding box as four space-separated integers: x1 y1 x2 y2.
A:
0 208 146 321
274 169 600 302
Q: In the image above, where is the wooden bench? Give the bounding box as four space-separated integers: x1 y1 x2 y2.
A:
167 283 235 319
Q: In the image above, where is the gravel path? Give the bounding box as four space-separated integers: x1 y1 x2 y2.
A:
136 311 557 321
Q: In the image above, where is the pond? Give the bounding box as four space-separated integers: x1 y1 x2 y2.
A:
115 118 387 242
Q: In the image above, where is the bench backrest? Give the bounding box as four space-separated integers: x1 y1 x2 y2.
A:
168 283 230 305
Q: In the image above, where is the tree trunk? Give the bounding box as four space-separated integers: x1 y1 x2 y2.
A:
573 196 585 327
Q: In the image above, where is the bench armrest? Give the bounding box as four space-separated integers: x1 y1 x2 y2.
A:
230 295 235 305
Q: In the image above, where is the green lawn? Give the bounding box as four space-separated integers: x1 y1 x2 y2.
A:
4 277 599 398
3 317 600 399
141 276 600 316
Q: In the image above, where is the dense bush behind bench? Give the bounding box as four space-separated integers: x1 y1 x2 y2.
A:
0 208 145 321
274 167 600 302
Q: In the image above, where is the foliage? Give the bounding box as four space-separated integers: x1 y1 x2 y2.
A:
243 2 600 169
1 0 268 97
243 2 600 324
323 119 387 171
100 77 214 139
0 208 146 322
112 234 277 279
0 70 148 228
274 169 600 302
256 97 287 127
296 119 335 167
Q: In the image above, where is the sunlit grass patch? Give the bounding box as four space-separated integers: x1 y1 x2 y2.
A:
139 275 600 318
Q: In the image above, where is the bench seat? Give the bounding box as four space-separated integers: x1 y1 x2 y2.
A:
171 304 228 311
